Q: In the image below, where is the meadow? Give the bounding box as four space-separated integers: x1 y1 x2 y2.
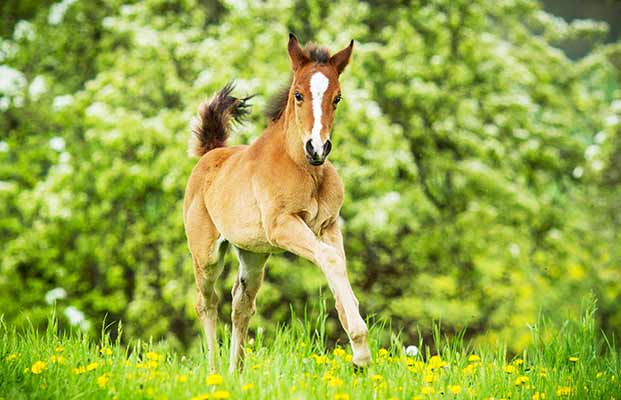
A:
1 298 619 400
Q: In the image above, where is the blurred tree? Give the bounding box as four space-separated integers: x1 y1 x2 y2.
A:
0 0 619 351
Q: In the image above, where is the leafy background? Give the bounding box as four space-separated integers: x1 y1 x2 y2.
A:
1 0 620 353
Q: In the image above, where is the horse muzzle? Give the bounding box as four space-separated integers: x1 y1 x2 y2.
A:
305 139 332 166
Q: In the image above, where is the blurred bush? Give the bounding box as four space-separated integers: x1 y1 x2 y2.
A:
1 0 620 351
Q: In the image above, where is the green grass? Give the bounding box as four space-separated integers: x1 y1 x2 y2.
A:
1 298 619 400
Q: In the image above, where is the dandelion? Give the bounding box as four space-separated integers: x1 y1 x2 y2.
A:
146 352 161 361
212 390 230 399
31 361 46 374
55 346 64 353
100 347 113 356
468 354 481 362
311 354 329 364
86 362 98 371
190 395 209 400
207 373 224 385
503 365 516 374
512 358 524 366
568 356 578 362
50 355 65 364
73 366 86 374
5 353 18 361
378 348 389 358
428 355 447 370
532 392 546 400
596 371 604 378
421 386 435 394
371 374 384 383
242 383 255 391
462 364 475 375
515 376 529 386
556 386 572 396
334 394 350 400
448 385 462 394
97 373 110 388
424 373 435 383
176 374 188 383
333 348 346 358
405 345 419 357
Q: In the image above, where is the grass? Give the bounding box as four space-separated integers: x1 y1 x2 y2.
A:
1 298 619 400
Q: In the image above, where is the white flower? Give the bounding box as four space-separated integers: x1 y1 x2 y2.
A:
509 243 521 257
405 345 418 357
52 94 73 110
13 20 35 41
29 76 47 100
49 137 66 152
45 287 67 304
0 66 27 97
48 0 78 25
64 306 90 330
572 166 584 178
0 141 8 152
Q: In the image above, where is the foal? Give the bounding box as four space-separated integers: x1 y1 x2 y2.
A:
183 34 371 372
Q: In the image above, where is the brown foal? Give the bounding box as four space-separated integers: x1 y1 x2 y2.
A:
183 34 371 372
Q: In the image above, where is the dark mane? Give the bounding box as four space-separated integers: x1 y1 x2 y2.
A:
264 42 331 122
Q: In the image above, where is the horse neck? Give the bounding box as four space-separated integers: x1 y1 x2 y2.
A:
275 109 325 181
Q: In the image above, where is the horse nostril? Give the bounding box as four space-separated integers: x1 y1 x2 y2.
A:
323 139 332 157
305 140 316 157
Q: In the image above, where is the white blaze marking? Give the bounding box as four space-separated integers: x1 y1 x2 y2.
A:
309 72 329 155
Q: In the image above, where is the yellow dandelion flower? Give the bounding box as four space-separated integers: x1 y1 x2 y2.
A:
378 348 389 358
244 347 253 354
568 357 578 362
97 373 110 388
532 392 546 400
100 347 113 356
462 364 475 376
345 354 352 362
334 394 350 400
428 355 447 370
31 361 46 374
424 373 434 383
212 390 230 399
371 374 384 383
242 383 255 391
596 371 604 378
448 385 462 394
515 376 529 386
556 386 572 396
146 352 161 361
86 362 98 371
176 374 188 383
503 365 516 374
311 354 329 364
55 346 64 353
6 353 18 361
190 394 209 400
333 348 346 358
207 373 224 385
73 366 86 375
413 396 423 400
421 386 435 394
50 355 65 364
468 354 481 362
329 377 343 387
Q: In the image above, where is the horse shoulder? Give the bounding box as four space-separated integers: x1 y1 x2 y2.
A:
319 162 344 212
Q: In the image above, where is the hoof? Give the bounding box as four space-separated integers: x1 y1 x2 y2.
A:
353 363 366 374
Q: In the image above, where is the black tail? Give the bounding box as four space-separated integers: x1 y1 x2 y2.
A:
188 82 253 157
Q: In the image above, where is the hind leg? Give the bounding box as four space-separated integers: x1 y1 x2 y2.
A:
184 198 228 372
229 246 270 373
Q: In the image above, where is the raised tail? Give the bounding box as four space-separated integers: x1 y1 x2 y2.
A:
188 82 253 157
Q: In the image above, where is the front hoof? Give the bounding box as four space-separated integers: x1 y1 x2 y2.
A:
352 363 367 374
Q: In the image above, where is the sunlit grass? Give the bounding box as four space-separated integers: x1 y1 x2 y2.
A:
1 298 619 399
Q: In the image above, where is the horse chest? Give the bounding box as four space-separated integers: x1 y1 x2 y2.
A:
301 197 328 235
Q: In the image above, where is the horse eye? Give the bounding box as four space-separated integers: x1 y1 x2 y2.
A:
333 94 342 105
294 91 303 102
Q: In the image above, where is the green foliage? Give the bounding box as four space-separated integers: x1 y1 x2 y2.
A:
1 0 620 352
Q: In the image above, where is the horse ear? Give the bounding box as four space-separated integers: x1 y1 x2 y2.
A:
288 33 309 71
329 40 354 75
